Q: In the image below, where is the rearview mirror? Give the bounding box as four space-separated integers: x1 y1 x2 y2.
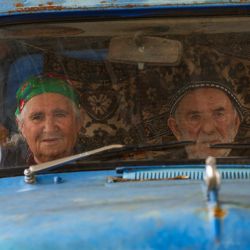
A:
108 36 182 65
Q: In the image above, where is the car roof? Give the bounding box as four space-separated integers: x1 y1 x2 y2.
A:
1 0 250 17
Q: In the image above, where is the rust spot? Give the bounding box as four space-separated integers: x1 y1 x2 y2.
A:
9 5 64 13
214 206 227 218
107 175 189 183
15 3 24 8
124 4 136 8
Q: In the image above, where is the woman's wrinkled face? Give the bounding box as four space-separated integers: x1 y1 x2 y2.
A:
19 93 82 163
168 88 241 159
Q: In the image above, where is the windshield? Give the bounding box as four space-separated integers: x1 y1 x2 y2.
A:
1 16 250 169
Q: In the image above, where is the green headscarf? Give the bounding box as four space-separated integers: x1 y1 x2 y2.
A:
15 75 80 116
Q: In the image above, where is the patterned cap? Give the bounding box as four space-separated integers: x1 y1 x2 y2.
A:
169 80 244 121
15 74 80 116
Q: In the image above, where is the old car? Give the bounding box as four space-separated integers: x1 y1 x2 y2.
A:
0 0 250 249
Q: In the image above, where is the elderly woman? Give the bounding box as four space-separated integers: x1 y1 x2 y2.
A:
1 75 83 167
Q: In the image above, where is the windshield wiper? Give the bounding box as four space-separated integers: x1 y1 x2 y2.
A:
89 140 195 159
210 142 250 149
24 140 194 183
24 144 123 183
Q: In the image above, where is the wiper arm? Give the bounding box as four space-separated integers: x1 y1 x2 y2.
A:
24 140 194 183
24 144 124 183
210 142 250 149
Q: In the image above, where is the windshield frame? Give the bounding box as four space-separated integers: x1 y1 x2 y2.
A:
1 2 250 27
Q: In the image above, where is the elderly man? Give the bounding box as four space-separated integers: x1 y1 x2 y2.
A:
1 75 83 167
167 81 242 159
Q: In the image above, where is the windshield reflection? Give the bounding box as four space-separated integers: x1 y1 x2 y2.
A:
1 18 250 169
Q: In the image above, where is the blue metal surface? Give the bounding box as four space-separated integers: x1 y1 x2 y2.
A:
118 164 250 180
1 0 250 16
0 1 249 26
0 0 249 13
0 168 250 249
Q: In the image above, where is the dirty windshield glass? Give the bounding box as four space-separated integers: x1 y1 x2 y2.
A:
1 17 250 168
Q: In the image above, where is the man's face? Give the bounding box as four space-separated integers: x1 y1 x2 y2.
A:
168 88 240 159
19 93 82 163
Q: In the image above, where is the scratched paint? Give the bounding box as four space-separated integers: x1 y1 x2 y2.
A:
1 0 250 15
0 170 250 249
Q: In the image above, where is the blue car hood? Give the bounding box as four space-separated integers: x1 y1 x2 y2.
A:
0 169 249 250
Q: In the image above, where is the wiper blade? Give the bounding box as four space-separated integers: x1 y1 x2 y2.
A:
210 142 250 149
128 140 194 151
24 140 194 183
92 140 195 158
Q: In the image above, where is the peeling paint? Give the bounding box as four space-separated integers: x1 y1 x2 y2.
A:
1 171 250 249
15 3 24 8
108 175 189 183
214 206 227 218
9 5 65 13
0 0 249 16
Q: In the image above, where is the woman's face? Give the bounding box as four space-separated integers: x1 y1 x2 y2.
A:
19 93 82 163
